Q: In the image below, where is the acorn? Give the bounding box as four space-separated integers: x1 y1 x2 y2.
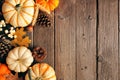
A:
27 25 33 32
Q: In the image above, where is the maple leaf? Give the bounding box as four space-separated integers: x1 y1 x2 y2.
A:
11 28 31 47
14 28 26 38
18 37 31 47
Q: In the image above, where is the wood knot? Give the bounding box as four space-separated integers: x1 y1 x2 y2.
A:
58 15 65 20
82 33 85 36
84 66 87 69
81 66 88 70
97 55 103 62
88 15 92 20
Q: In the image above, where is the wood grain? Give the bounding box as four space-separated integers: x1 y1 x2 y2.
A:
33 12 54 66
55 0 76 80
32 1 119 80
76 0 96 80
119 0 120 79
98 0 118 80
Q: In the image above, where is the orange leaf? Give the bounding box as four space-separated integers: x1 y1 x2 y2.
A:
11 28 31 47
14 28 26 38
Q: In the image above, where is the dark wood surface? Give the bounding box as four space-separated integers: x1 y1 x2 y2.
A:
33 0 119 80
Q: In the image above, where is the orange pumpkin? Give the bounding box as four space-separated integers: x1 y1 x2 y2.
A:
0 64 11 75
0 75 6 80
0 64 11 80
36 0 59 14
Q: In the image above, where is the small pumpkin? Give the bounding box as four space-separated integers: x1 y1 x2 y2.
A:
6 46 33 72
25 63 56 80
0 63 11 80
2 0 35 27
36 0 59 14
0 76 7 80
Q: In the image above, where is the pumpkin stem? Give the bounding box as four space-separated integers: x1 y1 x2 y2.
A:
15 4 20 8
28 68 32 80
45 0 49 2
15 4 21 11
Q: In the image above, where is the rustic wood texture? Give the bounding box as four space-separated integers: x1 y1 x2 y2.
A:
32 0 119 80
0 0 119 80
76 0 96 80
33 12 54 66
98 0 118 80
119 0 120 79
55 0 76 80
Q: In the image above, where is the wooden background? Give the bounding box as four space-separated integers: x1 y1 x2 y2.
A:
31 0 119 80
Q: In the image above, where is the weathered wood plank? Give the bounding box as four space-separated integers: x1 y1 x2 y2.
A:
76 0 96 80
98 0 118 80
33 12 54 66
55 0 76 80
118 0 120 80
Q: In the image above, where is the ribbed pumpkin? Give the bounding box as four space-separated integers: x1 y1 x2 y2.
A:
2 0 35 27
36 0 59 14
6 46 33 72
25 63 56 80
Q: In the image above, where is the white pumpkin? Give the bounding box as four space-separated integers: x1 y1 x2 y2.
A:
6 46 33 72
2 0 35 27
25 63 56 80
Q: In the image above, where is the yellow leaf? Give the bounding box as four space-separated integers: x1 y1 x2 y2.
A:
11 28 31 47
14 28 26 38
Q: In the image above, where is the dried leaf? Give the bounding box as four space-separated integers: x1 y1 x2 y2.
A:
5 73 19 80
19 77 23 80
14 28 26 38
19 37 31 47
11 28 31 47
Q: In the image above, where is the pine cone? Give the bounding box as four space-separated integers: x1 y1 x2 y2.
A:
36 12 51 27
0 39 13 63
32 47 47 62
